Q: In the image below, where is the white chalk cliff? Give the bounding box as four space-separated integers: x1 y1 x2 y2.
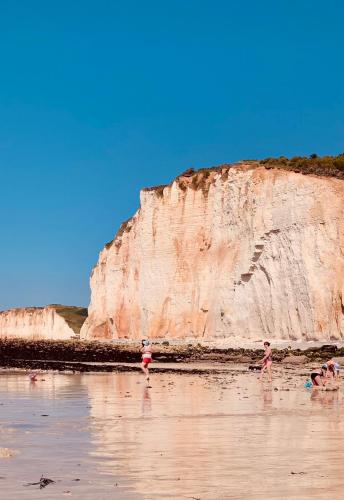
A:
0 305 87 340
81 163 344 342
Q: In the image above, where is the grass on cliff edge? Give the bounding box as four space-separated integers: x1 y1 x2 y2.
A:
259 153 344 178
141 153 344 197
50 305 88 334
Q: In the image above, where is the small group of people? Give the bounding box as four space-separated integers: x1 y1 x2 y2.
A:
310 359 340 388
142 337 341 391
142 339 275 383
258 340 341 389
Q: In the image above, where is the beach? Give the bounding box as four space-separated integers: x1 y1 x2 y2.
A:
0 365 343 499
0 338 343 372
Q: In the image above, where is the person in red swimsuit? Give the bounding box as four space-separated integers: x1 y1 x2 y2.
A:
141 339 153 382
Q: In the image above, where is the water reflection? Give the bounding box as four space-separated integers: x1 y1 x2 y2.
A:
141 387 152 416
310 388 340 408
0 370 344 499
260 385 273 409
83 372 344 499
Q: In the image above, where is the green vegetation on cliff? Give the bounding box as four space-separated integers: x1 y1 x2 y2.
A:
260 153 344 179
108 153 344 253
143 154 344 198
51 305 88 334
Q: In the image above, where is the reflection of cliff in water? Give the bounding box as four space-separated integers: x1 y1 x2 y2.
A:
83 371 344 499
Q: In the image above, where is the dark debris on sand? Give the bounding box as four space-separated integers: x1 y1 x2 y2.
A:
26 476 55 489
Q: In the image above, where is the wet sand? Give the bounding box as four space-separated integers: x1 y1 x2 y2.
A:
0 367 343 499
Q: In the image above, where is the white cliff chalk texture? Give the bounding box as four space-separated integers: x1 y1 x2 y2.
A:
0 305 87 340
81 164 344 342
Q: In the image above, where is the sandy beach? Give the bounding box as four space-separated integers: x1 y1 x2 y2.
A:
0 365 343 499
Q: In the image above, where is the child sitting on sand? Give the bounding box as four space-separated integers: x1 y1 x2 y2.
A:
311 367 328 388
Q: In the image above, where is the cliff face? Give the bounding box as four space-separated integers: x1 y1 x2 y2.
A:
0 305 87 340
81 164 344 342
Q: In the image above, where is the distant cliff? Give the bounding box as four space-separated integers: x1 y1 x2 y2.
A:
0 305 87 340
81 159 344 342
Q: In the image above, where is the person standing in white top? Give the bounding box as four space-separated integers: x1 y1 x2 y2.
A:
141 339 153 382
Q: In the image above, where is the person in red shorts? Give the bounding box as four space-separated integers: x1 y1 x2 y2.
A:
141 339 153 382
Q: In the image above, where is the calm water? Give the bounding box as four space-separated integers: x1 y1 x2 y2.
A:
0 368 343 499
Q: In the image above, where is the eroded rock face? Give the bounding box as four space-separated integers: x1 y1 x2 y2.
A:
81 164 344 342
0 305 87 340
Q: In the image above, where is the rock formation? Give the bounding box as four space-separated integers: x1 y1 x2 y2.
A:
0 305 87 341
81 162 344 342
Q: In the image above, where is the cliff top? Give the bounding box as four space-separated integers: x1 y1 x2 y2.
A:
0 305 88 334
104 153 344 251
142 153 344 195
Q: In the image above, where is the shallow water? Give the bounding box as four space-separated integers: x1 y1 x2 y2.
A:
0 368 343 499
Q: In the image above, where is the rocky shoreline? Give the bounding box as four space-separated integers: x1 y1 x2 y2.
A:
0 339 342 373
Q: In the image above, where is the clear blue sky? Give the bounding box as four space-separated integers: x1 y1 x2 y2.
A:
0 0 343 310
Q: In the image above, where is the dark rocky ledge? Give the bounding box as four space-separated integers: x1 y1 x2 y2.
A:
0 339 341 372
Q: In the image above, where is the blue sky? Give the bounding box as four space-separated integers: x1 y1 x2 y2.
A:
0 0 343 310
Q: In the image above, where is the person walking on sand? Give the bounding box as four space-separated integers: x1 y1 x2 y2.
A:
141 339 153 382
259 341 272 382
